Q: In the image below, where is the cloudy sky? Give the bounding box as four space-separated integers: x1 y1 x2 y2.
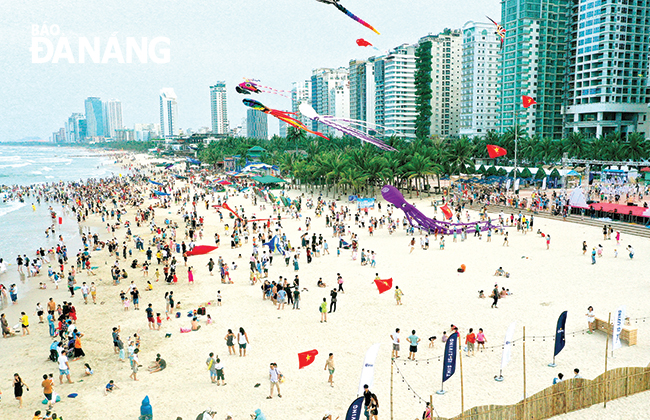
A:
1 0 499 141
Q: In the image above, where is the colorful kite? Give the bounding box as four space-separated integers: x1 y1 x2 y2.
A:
486 16 505 50
356 38 372 47
316 0 380 35
243 99 329 140
236 79 291 99
299 103 396 151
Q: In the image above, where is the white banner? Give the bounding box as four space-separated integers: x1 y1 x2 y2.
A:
501 322 517 371
358 343 380 396
505 179 511 190
613 306 626 351
542 177 547 190
514 178 520 192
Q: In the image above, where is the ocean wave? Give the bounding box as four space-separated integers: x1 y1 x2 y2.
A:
45 176 54 179
31 171 43 175
0 156 22 163
39 158 73 164
0 162 31 169
42 166 53 172
0 202 27 218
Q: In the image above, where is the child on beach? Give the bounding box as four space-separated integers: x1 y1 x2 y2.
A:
394 286 403 305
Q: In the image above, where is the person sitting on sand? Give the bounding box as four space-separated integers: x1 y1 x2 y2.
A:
317 278 327 288
105 380 119 395
499 287 508 298
148 354 167 373
191 317 201 331
428 336 436 348
494 267 505 276
478 290 485 299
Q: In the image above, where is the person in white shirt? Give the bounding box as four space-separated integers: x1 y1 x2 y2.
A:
586 306 595 334
390 328 400 358
267 362 282 399
58 350 72 384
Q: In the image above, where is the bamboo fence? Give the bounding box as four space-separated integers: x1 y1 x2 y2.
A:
438 365 650 420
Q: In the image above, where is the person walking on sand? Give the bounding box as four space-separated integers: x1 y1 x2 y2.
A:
214 357 225 386
207 352 217 383
491 284 499 308
394 286 403 305
546 234 551 249
586 306 595 334
58 350 72 384
476 328 487 351
391 328 400 358
237 327 249 357
591 248 596 264
320 298 328 323
129 348 140 381
503 232 509 246
41 374 55 409
13 373 29 408
324 353 335 387
267 362 282 399
329 288 337 313
225 329 236 355
582 241 587 255
465 328 476 357
409 237 416 253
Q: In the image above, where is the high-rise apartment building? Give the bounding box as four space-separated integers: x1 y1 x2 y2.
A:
278 120 288 138
497 0 571 139
160 88 179 138
349 58 377 127
84 97 104 138
311 68 349 135
460 22 501 137
247 109 269 140
291 80 312 128
378 44 417 139
564 0 650 138
103 99 123 139
66 113 86 142
210 82 228 135
418 30 462 138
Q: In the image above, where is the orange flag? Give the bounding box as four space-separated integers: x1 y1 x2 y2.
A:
374 278 393 294
522 95 537 108
440 204 453 220
487 144 507 159
298 349 319 369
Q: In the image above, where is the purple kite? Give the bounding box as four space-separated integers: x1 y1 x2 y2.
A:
381 185 495 234
299 103 396 151
315 0 380 35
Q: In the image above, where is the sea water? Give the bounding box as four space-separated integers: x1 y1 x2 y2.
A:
0 145 119 305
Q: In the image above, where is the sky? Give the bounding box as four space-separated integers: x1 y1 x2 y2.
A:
0 0 500 141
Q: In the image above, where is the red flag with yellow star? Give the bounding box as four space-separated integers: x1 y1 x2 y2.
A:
522 95 537 108
374 278 393 294
298 349 319 369
487 145 507 159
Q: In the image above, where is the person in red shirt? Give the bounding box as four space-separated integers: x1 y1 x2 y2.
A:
465 328 476 357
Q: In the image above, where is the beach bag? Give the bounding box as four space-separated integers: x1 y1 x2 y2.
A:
319 306 322 313
198 307 206 315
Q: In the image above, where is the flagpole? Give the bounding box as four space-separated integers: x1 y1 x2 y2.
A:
390 358 394 420
458 344 465 420
523 326 527 415
513 114 517 193
604 312 611 408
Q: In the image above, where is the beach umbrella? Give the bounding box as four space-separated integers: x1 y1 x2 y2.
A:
640 167 650 172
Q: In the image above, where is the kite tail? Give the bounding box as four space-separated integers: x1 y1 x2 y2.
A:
335 3 380 35
271 110 330 140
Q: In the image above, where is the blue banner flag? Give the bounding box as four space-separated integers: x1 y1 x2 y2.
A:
442 331 459 383
345 396 364 420
554 311 568 357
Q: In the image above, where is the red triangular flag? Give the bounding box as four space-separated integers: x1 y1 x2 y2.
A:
374 278 393 294
298 349 319 369
487 144 507 159
356 38 373 47
522 95 537 108
440 204 453 220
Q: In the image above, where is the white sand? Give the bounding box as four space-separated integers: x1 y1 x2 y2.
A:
1 156 649 420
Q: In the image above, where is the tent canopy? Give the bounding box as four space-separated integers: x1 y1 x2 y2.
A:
251 175 287 184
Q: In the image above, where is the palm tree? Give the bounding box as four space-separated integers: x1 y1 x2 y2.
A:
587 136 610 160
622 132 648 161
563 131 587 159
445 137 474 175
404 152 439 195
534 137 560 164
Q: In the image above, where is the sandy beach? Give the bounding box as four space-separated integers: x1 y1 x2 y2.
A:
1 154 649 420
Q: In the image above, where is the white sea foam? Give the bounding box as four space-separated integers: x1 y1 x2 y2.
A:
0 202 27 218
0 162 31 169
31 171 43 175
